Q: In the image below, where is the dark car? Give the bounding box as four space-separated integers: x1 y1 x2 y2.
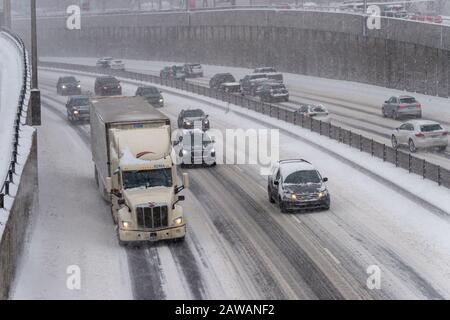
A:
240 74 269 96
66 95 91 123
177 109 210 131
183 63 204 78
160 66 186 81
56 76 81 96
268 159 330 213
209 73 236 89
135 86 164 107
382 95 422 120
94 76 122 96
257 82 289 102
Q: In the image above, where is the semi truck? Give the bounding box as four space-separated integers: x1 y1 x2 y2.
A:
90 96 189 245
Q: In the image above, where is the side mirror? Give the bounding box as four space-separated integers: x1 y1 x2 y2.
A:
274 180 279 186
182 173 190 189
323 177 328 182
105 177 112 194
178 136 183 142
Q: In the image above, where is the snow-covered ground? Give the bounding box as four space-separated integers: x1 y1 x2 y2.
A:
12 67 450 299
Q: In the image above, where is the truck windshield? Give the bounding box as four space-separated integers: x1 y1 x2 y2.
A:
122 168 172 189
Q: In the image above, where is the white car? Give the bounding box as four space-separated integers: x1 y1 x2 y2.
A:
296 104 331 123
174 129 216 166
391 120 448 153
110 60 125 70
96 57 113 68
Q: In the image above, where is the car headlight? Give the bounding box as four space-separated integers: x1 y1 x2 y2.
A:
73 110 79 115
103 86 108 90
159 98 164 102
318 190 328 198
204 119 209 124
62 85 66 89
173 217 183 225
77 84 81 88
185 121 191 125
290 194 297 200
117 85 121 89
122 221 130 229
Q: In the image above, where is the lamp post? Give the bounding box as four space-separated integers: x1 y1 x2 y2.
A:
30 0 41 126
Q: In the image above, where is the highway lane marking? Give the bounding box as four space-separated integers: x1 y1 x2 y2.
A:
323 247 341 265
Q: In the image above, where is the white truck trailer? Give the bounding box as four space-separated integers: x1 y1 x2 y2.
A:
90 96 189 245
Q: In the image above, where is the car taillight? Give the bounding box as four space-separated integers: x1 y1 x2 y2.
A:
415 132 425 138
399 104 407 109
443 131 448 136
416 104 421 109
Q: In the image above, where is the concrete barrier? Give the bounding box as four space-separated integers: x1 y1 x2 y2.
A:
12 9 450 97
0 132 37 300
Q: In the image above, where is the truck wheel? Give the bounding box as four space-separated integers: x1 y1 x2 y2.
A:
268 188 275 203
94 167 99 187
172 236 185 244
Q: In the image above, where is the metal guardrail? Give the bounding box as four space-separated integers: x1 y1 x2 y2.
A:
0 29 31 210
39 61 450 190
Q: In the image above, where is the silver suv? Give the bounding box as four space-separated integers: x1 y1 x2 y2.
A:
267 159 330 213
382 95 422 119
391 120 448 153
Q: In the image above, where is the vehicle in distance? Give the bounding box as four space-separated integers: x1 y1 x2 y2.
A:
90 96 189 245
66 95 91 123
254 67 277 73
209 73 236 89
218 82 241 94
257 82 289 102
110 59 125 70
96 57 113 68
240 74 269 95
56 76 81 95
135 86 164 107
296 104 331 123
183 63 204 78
94 76 122 96
177 109 210 131
268 159 330 213
174 129 217 167
382 95 422 119
160 66 186 81
391 120 448 153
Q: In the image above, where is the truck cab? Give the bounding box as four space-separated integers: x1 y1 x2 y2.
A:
90 96 189 245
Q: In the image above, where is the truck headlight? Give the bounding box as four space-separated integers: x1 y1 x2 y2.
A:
122 221 130 229
173 217 183 225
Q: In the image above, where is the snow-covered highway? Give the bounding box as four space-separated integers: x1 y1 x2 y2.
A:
11 68 450 299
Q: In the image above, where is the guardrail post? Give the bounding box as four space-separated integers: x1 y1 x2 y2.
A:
371 139 374 156
328 122 332 138
319 121 322 135
349 131 352 146
5 182 9 196
359 134 363 151
438 166 441 186
395 149 398 167
408 154 412 173
383 145 386 161
423 159 426 179
0 193 4 209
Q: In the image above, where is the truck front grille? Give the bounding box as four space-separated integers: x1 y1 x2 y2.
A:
136 205 169 229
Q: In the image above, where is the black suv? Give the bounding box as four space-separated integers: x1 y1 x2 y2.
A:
257 82 289 102
135 86 164 107
66 95 91 123
177 109 210 131
160 66 186 81
268 159 330 213
56 76 81 96
94 76 122 96
209 73 236 89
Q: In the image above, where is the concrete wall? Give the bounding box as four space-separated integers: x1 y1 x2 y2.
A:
12 9 450 97
0 132 37 300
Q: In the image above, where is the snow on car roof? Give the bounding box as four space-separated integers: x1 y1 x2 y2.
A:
407 119 440 126
279 160 316 176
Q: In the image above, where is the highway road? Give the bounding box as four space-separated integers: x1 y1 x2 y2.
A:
12 69 450 300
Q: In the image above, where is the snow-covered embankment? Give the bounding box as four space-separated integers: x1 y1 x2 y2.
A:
0 30 35 300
